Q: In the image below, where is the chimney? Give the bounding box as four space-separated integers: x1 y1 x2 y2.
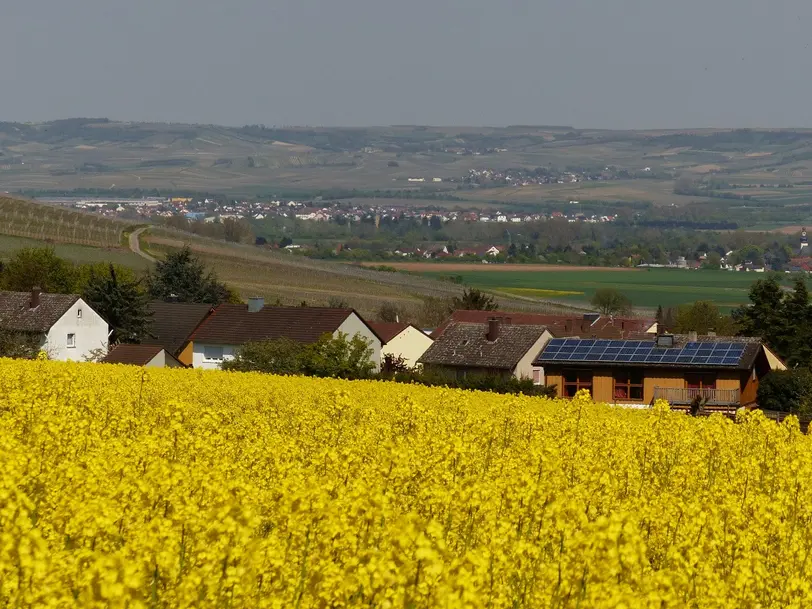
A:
29 287 41 309
486 318 501 342
247 297 264 313
688 331 698 342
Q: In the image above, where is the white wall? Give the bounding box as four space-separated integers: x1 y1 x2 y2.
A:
147 350 184 368
192 342 237 370
336 313 382 370
382 326 433 369
45 298 108 362
513 330 553 382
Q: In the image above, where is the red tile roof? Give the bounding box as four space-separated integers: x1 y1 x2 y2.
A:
102 344 165 366
431 310 654 340
191 305 366 345
368 322 414 344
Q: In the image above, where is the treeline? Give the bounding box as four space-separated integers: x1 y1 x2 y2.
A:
0 246 240 357
223 335 554 398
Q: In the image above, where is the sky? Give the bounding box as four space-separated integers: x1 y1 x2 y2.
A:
3 0 812 129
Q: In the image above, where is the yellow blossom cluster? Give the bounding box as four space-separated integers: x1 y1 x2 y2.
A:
2 359 812 608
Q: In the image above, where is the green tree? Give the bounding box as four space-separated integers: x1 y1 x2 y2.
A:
377 301 405 323
223 332 375 380
222 338 307 375
779 277 812 367
451 288 497 311
757 370 812 415
702 252 722 270
82 263 152 344
1 247 77 293
0 328 41 359
147 246 231 305
733 276 788 356
674 301 737 335
590 288 632 316
305 332 374 379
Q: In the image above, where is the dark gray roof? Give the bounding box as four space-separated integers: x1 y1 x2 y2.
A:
419 322 548 370
0 291 79 332
141 301 214 355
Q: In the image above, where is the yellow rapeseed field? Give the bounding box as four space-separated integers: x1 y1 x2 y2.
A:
2 360 812 608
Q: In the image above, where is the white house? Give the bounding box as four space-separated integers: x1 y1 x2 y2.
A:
189 299 382 370
0 289 108 361
370 322 434 369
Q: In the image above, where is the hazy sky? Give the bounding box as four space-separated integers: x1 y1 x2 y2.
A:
4 0 812 128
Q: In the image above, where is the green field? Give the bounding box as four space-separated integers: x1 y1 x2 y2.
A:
421 268 779 311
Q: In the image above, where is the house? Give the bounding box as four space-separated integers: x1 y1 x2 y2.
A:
369 322 433 369
141 301 215 366
431 311 656 340
419 319 552 383
190 299 382 370
534 334 786 411
0 288 108 361
102 344 184 368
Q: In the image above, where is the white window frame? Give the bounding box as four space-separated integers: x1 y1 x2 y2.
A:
77 308 83 319
203 345 224 362
67 333 76 348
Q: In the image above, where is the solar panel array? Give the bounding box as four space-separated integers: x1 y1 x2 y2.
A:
538 339 746 367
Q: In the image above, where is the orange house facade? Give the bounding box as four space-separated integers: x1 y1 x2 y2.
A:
535 335 785 410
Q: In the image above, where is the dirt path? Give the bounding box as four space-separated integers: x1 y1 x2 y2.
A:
128 227 157 263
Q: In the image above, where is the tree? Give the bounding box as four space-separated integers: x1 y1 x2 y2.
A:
82 263 152 344
221 338 307 375
377 301 405 323
223 332 375 380
327 296 350 309
451 288 497 311
1 247 77 293
147 246 231 305
0 328 41 359
590 288 632 316
417 296 453 327
733 276 788 356
781 277 812 367
757 370 812 415
702 252 722 270
305 332 375 379
674 301 737 336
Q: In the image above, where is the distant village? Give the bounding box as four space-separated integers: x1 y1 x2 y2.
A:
44 195 619 227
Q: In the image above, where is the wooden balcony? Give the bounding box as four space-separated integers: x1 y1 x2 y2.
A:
652 387 741 406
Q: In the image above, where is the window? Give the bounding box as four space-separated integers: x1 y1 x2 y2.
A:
77 308 82 319
686 374 716 390
614 370 644 401
532 368 543 385
563 370 592 397
66 333 76 348
203 345 224 362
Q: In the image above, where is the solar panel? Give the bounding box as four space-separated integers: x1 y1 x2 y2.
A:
538 338 748 367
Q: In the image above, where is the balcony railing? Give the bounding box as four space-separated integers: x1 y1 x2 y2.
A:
652 387 741 406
